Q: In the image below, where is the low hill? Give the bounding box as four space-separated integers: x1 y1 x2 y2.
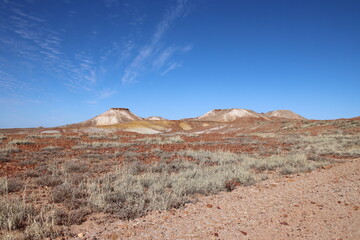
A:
196 109 264 122
263 110 306 120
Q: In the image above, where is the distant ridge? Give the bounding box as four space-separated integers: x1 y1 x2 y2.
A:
144 116 168 121
71 107 307 127
195 108 306 122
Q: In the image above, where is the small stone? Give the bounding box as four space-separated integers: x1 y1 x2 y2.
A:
78 233 85 238
280 221 289 226
206 204 213 208
322 165 332 170
240 230 248 235
213 232 219 237
353 206 359 211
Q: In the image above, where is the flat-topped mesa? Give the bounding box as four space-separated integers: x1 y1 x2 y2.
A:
80 108 143 126
110 108 130 111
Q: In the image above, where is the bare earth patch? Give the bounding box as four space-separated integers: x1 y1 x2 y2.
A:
73 158 360 240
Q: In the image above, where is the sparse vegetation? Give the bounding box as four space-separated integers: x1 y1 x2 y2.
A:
72 141 132 149
134 135 184 144
29 134 62 139
0 119 358 239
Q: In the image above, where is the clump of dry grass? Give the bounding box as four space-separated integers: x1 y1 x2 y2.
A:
63 160 88 173
0 178 24 195
24 206 65 240
0 197 33 231
36 175 63 187
0 144 20 154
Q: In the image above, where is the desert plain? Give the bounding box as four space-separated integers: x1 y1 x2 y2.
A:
0 108 359 240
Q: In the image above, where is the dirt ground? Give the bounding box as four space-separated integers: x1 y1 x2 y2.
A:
72 158 360 240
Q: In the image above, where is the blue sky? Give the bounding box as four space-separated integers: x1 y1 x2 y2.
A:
0 0 359 128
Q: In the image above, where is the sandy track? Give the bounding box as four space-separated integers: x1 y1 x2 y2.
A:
74 159 360 240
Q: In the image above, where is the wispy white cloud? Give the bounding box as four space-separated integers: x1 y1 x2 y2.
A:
0 70 39 92
100 39 135 69
0 0 193 105
152 47 177 68
103 0 121 8
0 97 41 105
1 2 104 94
121 70 139 84
83 89 117 104
161 62 182 76
121 0 192 83
181 44 193 53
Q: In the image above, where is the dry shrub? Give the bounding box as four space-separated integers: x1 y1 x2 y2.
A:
51 184 74 203
54 208 90 226
0 197 33 231
36 175 63 187
24 207 65 240
0 156 11 163
18 159 38 166
0 178 24 195
0 145 20 154
63 160 88 173
22 170 40 178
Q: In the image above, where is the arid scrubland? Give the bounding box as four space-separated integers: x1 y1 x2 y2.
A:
0 119 359 239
